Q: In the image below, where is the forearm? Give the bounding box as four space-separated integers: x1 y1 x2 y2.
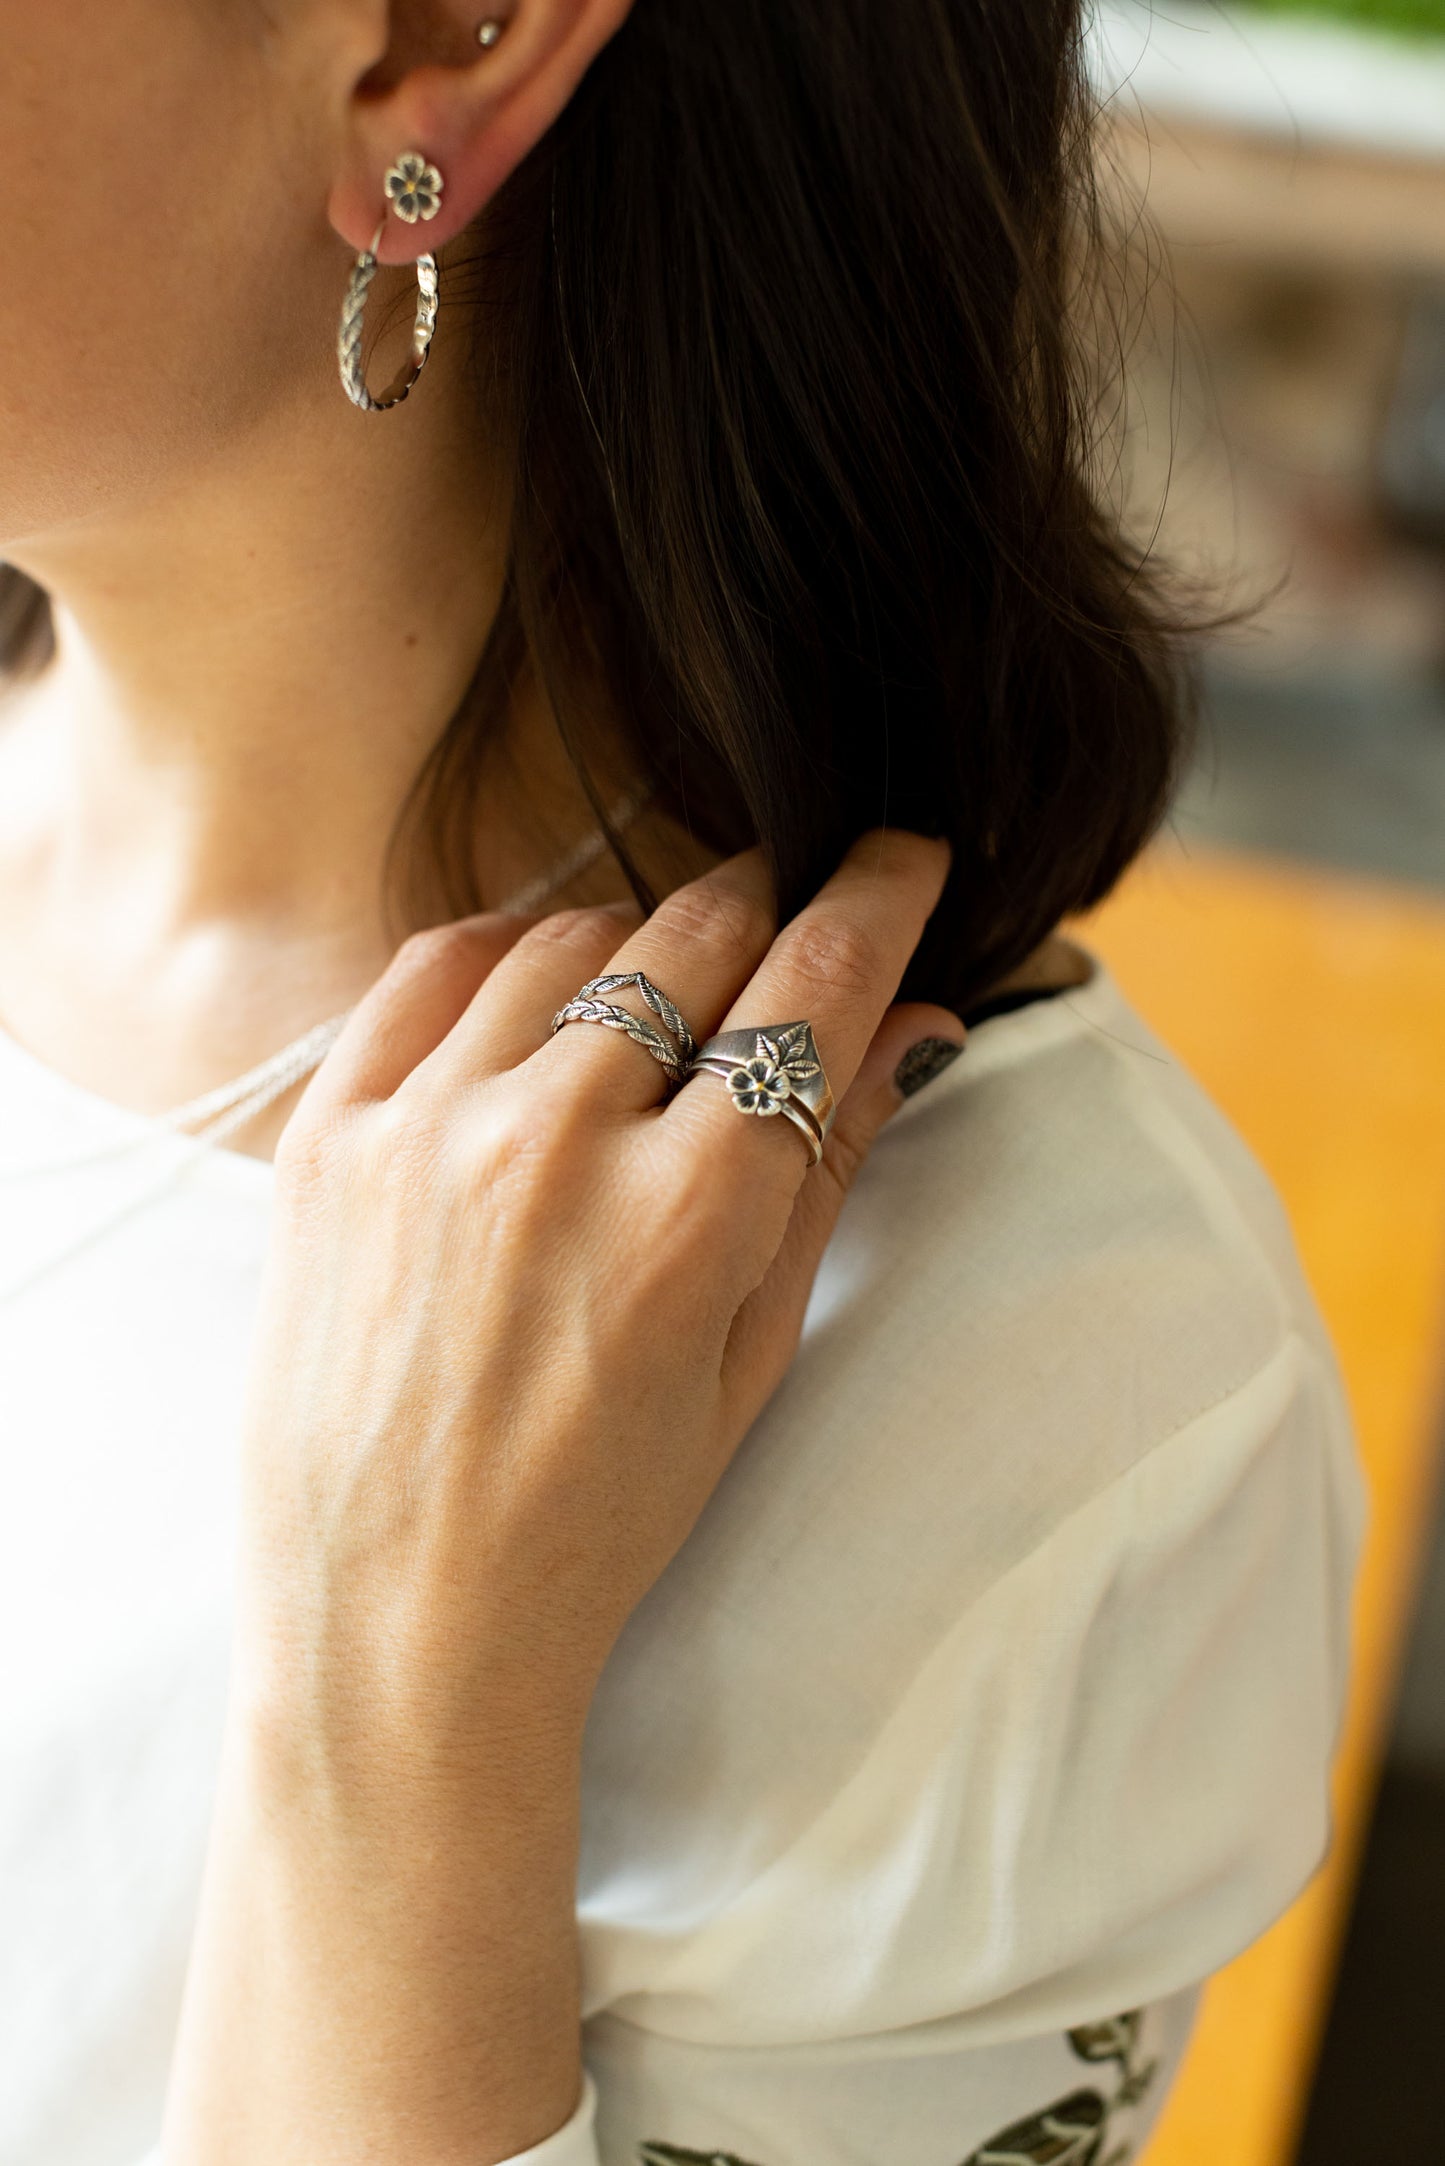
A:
159 1681 589 2166
149 833 951 2162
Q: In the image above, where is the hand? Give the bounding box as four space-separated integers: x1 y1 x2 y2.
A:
235 828 962 1743
163 830 964 2165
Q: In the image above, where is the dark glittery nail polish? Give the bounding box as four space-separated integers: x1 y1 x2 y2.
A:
894 1036 965 1100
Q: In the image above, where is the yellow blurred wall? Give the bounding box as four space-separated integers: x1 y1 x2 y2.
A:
1074 841 1445 2165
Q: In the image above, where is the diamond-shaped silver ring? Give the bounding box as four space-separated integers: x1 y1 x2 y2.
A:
684 1021 835 1168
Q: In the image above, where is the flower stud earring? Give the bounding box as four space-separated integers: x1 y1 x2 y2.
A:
336 149 446 412
383 150 444 224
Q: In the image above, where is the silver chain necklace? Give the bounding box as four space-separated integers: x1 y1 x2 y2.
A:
154 789 651 1147
0 788 651 1309
1 783 650 1187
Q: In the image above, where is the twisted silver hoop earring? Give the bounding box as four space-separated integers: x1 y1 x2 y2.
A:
337 151 445 413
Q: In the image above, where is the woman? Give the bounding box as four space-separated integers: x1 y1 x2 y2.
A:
0 0 1364 2162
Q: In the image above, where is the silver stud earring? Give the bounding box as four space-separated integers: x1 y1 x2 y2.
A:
382 149 445 226
476 17 505 46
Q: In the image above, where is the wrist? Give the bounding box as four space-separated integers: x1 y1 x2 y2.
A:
229 1647 592 1841
228 1576 602 1815
164 1676 588 2165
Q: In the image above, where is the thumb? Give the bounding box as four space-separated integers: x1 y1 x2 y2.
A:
719 1001 966 1425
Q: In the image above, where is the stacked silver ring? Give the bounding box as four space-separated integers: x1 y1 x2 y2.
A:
551 972 697 1082
550 975 835 1172
683 1021 836 1168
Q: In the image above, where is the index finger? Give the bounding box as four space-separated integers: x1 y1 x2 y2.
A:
665 827 951 1171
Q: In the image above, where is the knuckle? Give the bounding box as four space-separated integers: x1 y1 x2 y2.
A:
520 902 640 957
466 1108 550 1191
510 1065 592 1150
486 1057 584 1140
648 878 774 965
272 1104 352 1191
670 1085 802 1213
396 921 469 966
360 1086 560 1209
784 913 883 1002
274 1074 588 1220
389 919 490 988
355 1092 447 1180
640 1152 759 1301
630 1173 706 1276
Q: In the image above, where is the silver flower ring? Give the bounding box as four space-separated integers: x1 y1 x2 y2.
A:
684 1022 836 1168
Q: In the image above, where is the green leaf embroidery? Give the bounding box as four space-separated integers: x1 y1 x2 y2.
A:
969 2089 1110 2165
636 2146 765 2166
634 2007 1159 2166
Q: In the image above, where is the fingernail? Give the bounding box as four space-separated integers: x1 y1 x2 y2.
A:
894 1036 965 1099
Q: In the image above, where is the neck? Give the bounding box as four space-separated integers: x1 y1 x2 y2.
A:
0 326 520 947
0 330 660 1125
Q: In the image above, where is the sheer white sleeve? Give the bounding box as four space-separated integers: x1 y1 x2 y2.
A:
562 1330 1362 2165
128 1328 1363 2166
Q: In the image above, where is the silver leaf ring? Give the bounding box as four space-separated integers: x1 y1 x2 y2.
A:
551 972 697 1085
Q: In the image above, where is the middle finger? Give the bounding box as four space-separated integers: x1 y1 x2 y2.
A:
666 827 951 1171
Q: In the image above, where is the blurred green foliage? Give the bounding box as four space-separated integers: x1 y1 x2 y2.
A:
1243 0 1445 31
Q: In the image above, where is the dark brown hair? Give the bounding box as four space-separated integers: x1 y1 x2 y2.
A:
0 0 1194 1016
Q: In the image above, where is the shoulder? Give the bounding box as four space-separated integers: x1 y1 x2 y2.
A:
576 955 1366 2041
795 950 1345 1544
594 950 1361 1700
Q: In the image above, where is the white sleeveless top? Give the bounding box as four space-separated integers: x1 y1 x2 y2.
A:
0 947 1366 2166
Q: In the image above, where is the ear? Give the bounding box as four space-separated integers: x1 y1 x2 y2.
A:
330 0 635 262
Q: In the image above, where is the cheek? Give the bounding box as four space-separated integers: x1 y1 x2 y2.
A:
0 0 321 548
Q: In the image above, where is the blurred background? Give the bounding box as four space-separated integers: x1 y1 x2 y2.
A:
1071 3 1445 2158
